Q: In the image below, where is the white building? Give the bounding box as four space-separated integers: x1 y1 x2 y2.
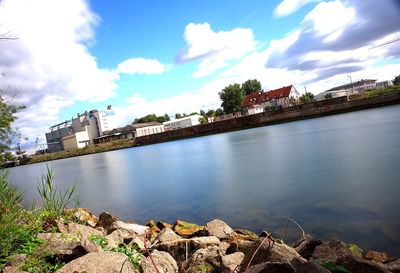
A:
134 123 165 137
316 79 378 101
247 104 264 115
163 114 202 131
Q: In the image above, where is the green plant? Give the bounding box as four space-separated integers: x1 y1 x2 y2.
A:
348 244 363 257
319 261 351 273
110 244 143 272
37 165 80 221
88 234 108 249
20 255 64 273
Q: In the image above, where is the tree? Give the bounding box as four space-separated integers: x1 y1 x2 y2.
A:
324 93 333 99
242 79 262 95
175 113 182 119
206 109 215 117
393 74 400 86
215 108 225 116
0 97 24 163
218 83 244 114
199 109 206 116
300 92 315 103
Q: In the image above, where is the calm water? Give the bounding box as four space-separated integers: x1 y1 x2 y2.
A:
9 105 400 255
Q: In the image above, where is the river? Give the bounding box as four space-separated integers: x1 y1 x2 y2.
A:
9 105 400 255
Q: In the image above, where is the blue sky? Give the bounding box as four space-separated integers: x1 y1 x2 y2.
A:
0 0 399 150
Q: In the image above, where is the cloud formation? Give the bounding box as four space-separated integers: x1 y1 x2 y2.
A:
176 23 257 78
274 0 320 17
116 58 169 75
0 0 119 146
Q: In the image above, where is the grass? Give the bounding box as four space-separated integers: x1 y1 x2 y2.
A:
29 139 133 164
0 167 81 272
362 85 400 98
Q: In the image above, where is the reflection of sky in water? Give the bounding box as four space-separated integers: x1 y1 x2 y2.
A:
9 105 400 255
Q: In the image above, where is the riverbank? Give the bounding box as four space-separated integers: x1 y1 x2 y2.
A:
3 206 399 273
27 90 400 165
135 91 400 146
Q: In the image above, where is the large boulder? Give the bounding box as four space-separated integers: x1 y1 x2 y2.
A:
384 258 400 272
158 227 182 243
247 262 295 273
337 254 390 273
185 246 222 273
311 239 350 263
36 233 85 262
67 207 98 227
364 250 396 264
141 250 178 273
233 229 259 241
205 219 234 240
97 212 119 232
174 220 204 237
67 222 104 240
221 252 244 273
292 235 322 260
56 252 137 273
156 236 220 262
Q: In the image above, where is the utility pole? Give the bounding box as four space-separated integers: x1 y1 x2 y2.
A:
347 75 353 92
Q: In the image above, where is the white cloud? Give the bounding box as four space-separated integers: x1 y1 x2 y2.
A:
176 23 258 78
116 58 169 75
0 0 119 146
274 0 320 17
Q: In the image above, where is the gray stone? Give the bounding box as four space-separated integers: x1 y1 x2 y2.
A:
248 262 295 273
67 222 103 240
384 258 400 272
292 235 322 260
81 238 103 253
219 241 230 253
205 219 234 239
36 233 82 257
337 255 390 273
56 252 137 273
158 227 182 243
312 239 350 263
141 250 178 273
221 252 244 273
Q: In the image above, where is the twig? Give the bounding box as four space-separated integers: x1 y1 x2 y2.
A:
244 233 272 273
282 216 305 238
144 230 161 273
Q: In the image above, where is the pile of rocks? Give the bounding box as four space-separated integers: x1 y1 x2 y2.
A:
4 208 400 273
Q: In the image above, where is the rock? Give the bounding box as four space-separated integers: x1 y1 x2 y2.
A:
229 238 304 266
365 250 395 264
147 219 161 235
205 219 234 239
186 263 214 273
247 262 295 273
81 238 103 253
114 221 149 236
141 250 178 273
185 246 222 273
157 221 173 230
3 267 29 273
36 233 85 261
67 222 103 240
128 237 145 251
234 229 259 241
174 220 204 237
70 207 98 227
56 252 137 273
96 212 119 232
221 252 244 273
384 258 400 272
311 239 350 263
292 235 322 260
219 241 230 253
106 229 126 248
54 219 68 233
337 254 390 273
158 227 182 243
290 258 331 273
156 236 220 262
5 254 27 267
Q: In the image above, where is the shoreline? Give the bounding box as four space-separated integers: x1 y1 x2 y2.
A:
25 91 400 165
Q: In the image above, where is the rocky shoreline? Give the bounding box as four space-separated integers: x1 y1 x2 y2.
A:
4 208 400 273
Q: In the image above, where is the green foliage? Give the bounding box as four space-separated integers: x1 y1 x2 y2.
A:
0 172 43 270
318 261 351 273
300 92 315 103
37 165 80 221
363 85 400 98
393 74 400 86
88 234 108 249
215 108 225 116
348 244 363 257
133 113 170 124
219 83 244 114
20 256 64 273
89 235 143 271
242 79 262 95
0 96 25 164
29 139 133 164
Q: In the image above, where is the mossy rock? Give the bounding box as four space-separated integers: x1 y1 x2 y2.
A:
187 263 214 273
174 220 204 237
234 229 259 241
348 243 363 257
156 220 173 230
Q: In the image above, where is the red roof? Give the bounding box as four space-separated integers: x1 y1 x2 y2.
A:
241 92 262 108
258 85 293 103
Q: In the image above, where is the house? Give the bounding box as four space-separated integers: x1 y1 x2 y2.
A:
316 79 378 101
246 104 264 115
163 114 202 131
258 85 300 109
93 122 164 144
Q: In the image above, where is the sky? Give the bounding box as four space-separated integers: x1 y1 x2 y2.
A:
0 0 399 151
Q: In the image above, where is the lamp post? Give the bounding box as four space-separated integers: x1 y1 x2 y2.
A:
347 75 354 100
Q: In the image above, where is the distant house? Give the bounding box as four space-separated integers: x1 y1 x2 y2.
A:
163 114 202 131
241 85 299 114
258 85 300 109
316 79 378 101
94 122 164 144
